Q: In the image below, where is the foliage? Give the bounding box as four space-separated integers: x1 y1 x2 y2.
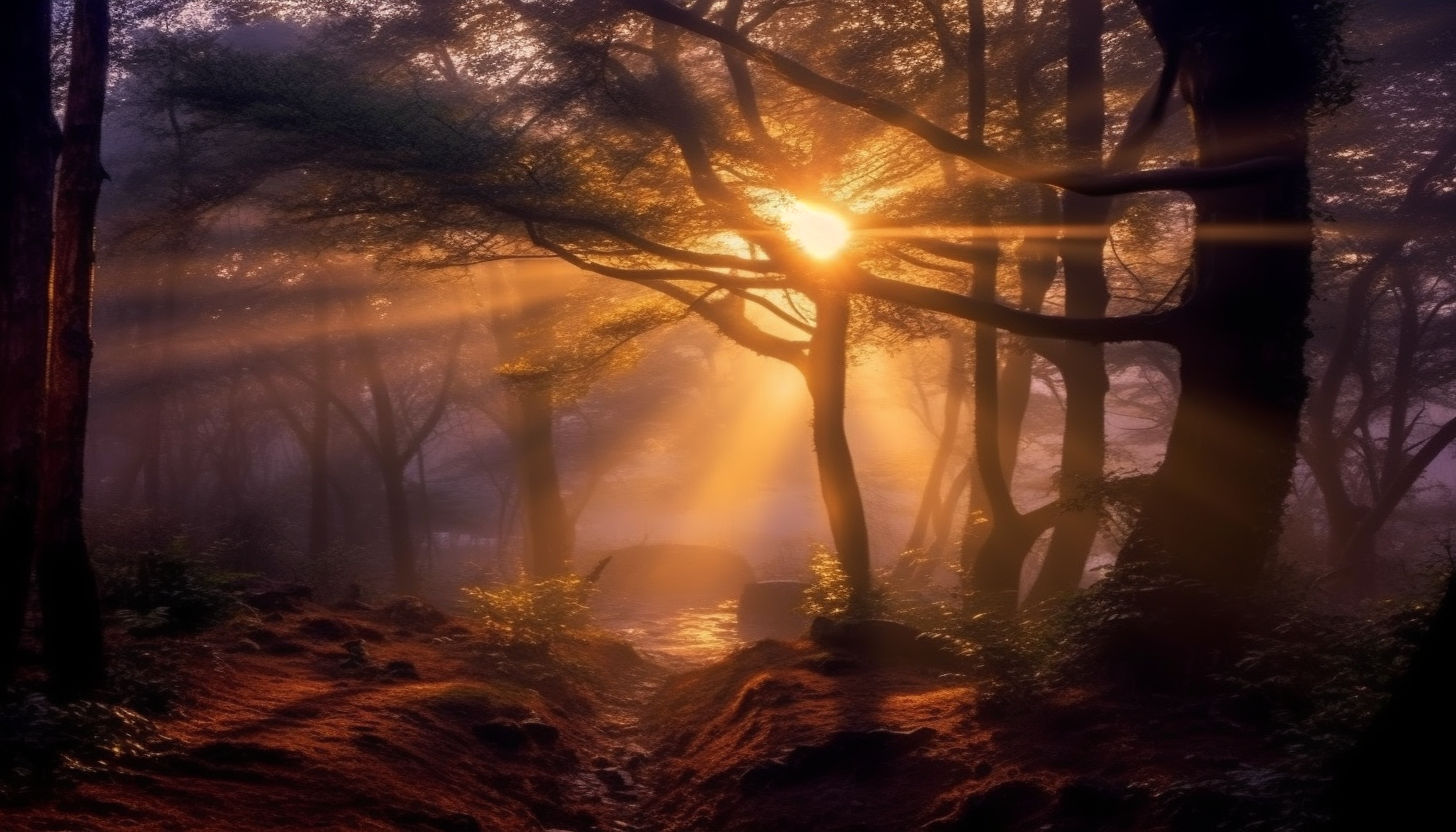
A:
462 574 597 650
1291 0 1361 116
799 545 852 620
798 544 892 621
0 694 173 805
1216 577 1434 758
98 539 248 634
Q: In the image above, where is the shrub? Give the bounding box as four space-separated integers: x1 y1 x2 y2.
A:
0 694 173 804
799 544 892 620
99 540 247 634
462 574 596 649
799 544 851 620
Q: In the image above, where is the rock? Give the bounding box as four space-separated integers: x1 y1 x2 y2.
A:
594 767 634 790
737 581 812 640
355 625 387 642
244 584 312 612
740 727 937 794
385 659 420 680
809 617 969 671
384 596 449 631
472 719 530 751
339 639 370 669
520 720 559 745
298 617 356 641
263 639 307 656
795 651 860 676
244 626 307 655
585 544 754 606
927 780 1051 832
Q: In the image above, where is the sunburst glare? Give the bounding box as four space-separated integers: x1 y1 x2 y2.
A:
780 201 850 259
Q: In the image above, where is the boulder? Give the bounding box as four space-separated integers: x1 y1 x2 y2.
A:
583 544 754 607
737 581 811 640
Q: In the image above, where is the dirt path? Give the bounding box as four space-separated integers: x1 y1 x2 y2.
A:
557 604 743 831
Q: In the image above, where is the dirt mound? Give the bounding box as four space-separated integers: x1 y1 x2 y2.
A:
4 599 663 832
630 639 1283 832
8 604 1299 832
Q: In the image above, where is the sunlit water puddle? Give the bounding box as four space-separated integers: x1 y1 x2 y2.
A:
593 600 744 668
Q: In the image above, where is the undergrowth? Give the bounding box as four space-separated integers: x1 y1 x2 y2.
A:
896 561 1444 832
462 574 597 650
0 693 174 806
97 539 249 634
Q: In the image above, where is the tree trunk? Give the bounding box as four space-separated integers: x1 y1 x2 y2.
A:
1025 0 1109 607
806 289 873 611
38 0 112 700
487 272 575 579
379 460 418 594
1118 0 1313 591
903 333 967 555
306 280 332 562
959 0 1028 614
510 383 574 578
353 326 419 594
1 0 62 688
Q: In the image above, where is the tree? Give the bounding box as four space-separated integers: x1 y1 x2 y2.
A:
1 0 111 696
138 0 1356 622
616 0 1342 601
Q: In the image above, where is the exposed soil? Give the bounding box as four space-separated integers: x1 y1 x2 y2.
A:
3 600 1303 832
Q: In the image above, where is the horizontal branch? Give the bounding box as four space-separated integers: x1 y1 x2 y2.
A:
840 267 1181 344
616 0 1299 196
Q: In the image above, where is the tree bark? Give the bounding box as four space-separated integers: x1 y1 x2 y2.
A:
960 0 1029 614
1025 0 1109 607
487 274 575 579
1 0 62 688
351 323 419 594
41 0 111 670
509 383 574 578
1118 0 1314 591
805 289 873 611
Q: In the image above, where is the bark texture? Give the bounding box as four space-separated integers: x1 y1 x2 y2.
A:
1 0 62 688
1118 0 1315 591
38 0 111 697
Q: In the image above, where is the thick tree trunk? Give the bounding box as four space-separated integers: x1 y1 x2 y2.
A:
488 273 575 579
1 0 61 688
806 290 873 611
37 0 111 699
510 383 573 578
1118 0 1313 591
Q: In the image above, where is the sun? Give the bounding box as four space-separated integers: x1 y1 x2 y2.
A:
780 201 850 260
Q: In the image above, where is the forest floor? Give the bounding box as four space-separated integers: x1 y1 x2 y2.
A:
3 595 1315 832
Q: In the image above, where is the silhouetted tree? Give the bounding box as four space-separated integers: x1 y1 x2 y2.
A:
1 0 110 697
